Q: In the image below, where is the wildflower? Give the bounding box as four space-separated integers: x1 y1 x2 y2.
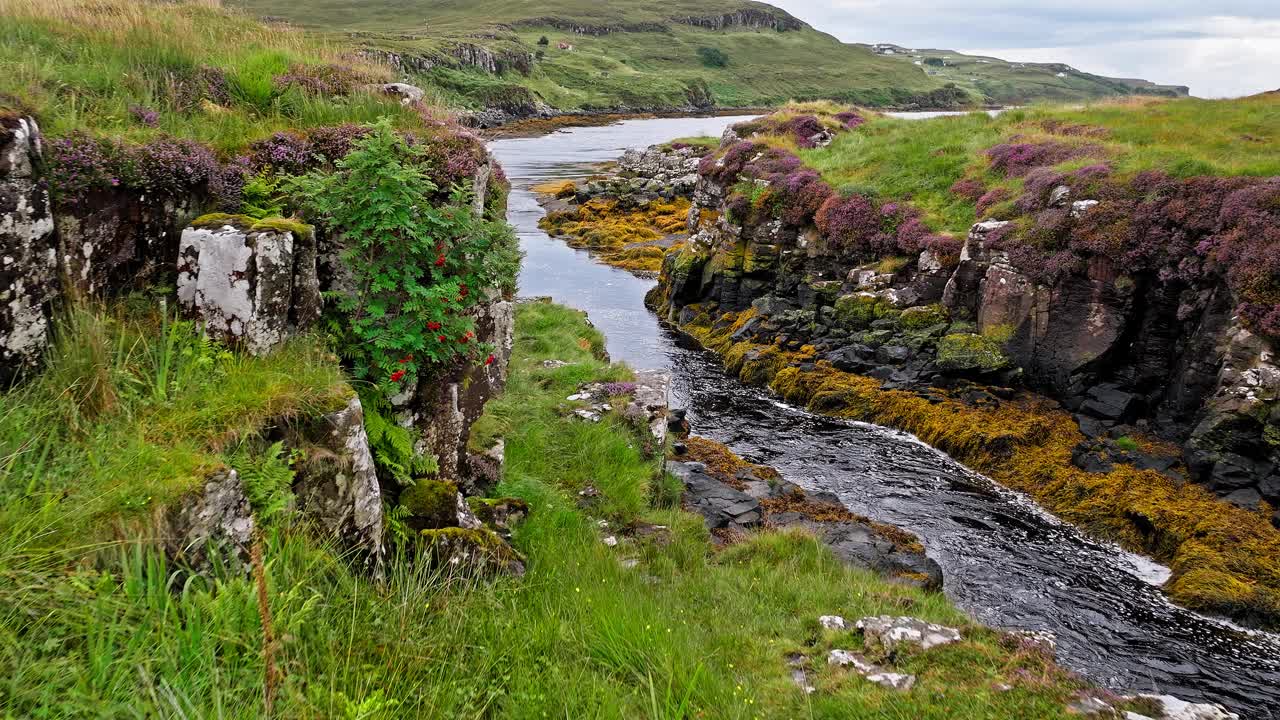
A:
438 335 447 342
485 354 495 366
428 321 441 330
390 369 406 382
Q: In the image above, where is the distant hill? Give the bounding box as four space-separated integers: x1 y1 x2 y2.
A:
859 44 1189 105
229 0 1190 121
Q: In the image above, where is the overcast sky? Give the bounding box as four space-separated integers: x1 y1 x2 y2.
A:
765 1 1280 98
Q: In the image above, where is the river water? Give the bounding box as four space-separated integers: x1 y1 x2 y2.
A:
489 116 1280 718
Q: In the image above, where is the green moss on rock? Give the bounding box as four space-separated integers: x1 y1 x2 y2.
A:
401 479 459 528
936 333 1009 372
419 526 525 575
899 304 950 331
833 294 897 329
191 213 314 239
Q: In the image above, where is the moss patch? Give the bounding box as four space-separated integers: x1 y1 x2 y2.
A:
539 197 690 274
936 333 1010 372
401 479 459 529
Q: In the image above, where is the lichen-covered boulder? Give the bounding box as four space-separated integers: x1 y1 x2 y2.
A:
289 396 384 568
855 616 962 655
162 469 254 572
0 116 56 384
177 215 320 355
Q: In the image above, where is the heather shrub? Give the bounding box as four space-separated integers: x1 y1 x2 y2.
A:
1016 168 1068 212
129 105 159 127
975 187 1010 217
784 115 826 148
46 133 217 205
774 170 833 226
308 123 372 164
273 63 372 96
949 177 986 201
986 141 1094 177
834 109 866 129
815 193 879 253
250 131 312 174
167 65 232 111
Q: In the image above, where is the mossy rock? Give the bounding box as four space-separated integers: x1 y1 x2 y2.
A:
466 496 530 537
898 304 950 331
401 478 459 529
936 333 1009 372
833 294 897 330
191 213 314 239
419 527 526 576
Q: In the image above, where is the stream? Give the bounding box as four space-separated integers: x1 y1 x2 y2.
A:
489 116 1280 718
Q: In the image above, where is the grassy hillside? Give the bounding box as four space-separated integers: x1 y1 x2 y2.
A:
1 301 1108 717
859 44 1188 106
780 95 1280 234
227 0 1188 114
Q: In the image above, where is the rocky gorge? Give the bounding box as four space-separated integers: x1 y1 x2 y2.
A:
628 106 1280 630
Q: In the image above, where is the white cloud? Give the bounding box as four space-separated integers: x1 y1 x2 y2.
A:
765 0 1280 97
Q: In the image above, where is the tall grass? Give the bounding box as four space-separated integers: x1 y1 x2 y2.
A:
0 302 1091 717
0 0 427 150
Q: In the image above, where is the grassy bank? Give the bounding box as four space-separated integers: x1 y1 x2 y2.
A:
667 307 1280 628
796 94 1280 233
2 301 1109 717
0 0 436 150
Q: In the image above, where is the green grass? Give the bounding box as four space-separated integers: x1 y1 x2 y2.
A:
0 0 436 151
226 0 1182 113
0 300 350 548
0 301 1094 717
799 94 1280 233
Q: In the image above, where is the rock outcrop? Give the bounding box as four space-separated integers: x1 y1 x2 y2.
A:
162 469 255 572
289 395 385 568
0 116 56 384
177 216 321 355
650 138 1280 516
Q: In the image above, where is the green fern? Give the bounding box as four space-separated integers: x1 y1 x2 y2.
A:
231 441 295 523
358 387 438 485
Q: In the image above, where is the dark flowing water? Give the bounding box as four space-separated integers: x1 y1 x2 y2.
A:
489 116 1280 718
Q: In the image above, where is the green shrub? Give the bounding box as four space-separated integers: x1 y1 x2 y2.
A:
290 119 520 390
696 46 728 68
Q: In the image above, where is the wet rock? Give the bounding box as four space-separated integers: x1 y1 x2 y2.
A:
374 82 425 105
162 469 254 573
468 496 529 540
787 653 816 693
817 522 943 591
1129 695 1238 720
1067 695 1115 716
856 616 962 654
668 461 761 530
289 396 384 568
177 218 321 355
0 116 56 384
1081 383 1140 422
